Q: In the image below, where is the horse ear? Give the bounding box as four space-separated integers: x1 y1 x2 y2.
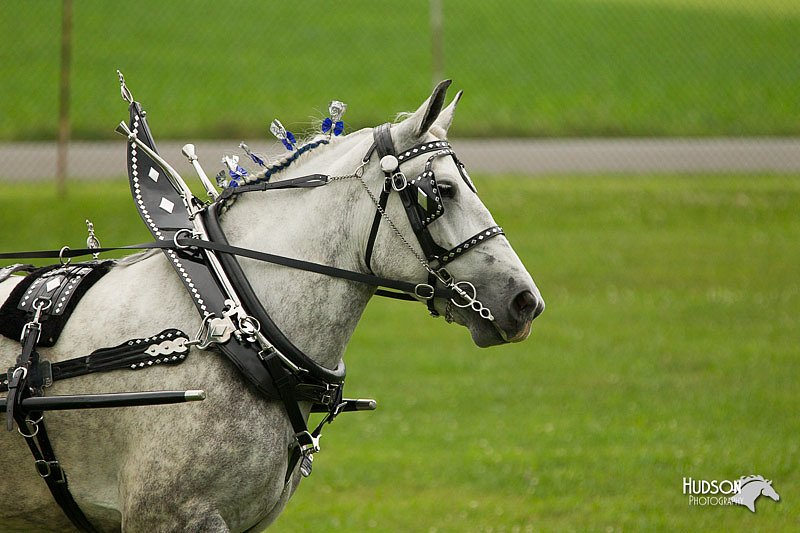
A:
394 80 452 144
432 90 464 136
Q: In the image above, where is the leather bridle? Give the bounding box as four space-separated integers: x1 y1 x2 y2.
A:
359 124 505 320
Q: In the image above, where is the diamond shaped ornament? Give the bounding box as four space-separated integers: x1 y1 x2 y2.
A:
45 277 62 293
417 188 429 211
159 197 175 213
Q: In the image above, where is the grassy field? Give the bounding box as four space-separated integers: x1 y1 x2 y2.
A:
1 0 798 140
0 174 797 530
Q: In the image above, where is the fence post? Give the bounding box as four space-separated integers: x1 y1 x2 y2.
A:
430 0 444 86
56 0 73 197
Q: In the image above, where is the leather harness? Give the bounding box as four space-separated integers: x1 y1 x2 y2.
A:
0 95 505 531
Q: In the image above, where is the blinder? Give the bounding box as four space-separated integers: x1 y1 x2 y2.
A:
366 125 504 270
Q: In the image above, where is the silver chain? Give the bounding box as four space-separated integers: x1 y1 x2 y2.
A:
326 161 367 183
354 172 434 274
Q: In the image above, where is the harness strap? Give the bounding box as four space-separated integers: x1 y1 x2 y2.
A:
0 239 454 301
364 185 390 274
371 125 450 264
373 123 396 162
437 225 505 266
260 350 319 482
0 329 191 393
203 206 348 385
218 173 331 201
426 271 440 317
8 316 99 532
18 419 99 533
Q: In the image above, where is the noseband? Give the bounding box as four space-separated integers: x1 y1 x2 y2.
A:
361 124 505 320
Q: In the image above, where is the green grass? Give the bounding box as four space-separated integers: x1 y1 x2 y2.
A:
1 174 798 530
1 0 798 140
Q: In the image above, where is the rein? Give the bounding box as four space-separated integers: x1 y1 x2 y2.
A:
0 238 454 302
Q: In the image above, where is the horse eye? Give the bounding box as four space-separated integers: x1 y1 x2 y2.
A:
438 183 456 199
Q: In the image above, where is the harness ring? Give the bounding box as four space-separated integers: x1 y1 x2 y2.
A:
173 229 195 250
239 315 261 336
58 246 71 265
450 281 477 308
32 297 53 313
18 419 40 438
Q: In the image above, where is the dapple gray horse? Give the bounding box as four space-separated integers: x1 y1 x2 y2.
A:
0 83 544 531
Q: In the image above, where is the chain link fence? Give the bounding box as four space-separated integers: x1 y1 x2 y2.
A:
1 0 798 181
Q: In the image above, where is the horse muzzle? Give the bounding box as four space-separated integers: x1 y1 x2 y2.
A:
496 289 544 343
459 286 544 347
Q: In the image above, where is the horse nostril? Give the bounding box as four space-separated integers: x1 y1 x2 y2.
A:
533 298 545 319
512 290 542 321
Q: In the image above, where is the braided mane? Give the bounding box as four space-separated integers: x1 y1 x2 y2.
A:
246 134 332 185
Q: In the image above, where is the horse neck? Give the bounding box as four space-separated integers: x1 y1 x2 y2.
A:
217 133 376 369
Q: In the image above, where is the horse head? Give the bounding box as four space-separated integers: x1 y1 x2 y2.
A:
733 475 781 512
365 80 545 347
761 479 780 502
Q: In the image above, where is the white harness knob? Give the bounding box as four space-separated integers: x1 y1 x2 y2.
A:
380 155 399 173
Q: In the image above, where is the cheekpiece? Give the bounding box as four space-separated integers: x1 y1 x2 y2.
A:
322 100 346 136
270 119 297 151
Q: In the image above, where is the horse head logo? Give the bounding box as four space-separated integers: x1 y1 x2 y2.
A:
732 475 780 513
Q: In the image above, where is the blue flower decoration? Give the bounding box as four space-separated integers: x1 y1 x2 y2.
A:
323 100 347 136
221 155 248 188
270 119 297 151
322 117 344 136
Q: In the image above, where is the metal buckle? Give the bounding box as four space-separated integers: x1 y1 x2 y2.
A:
35 460 66 483
295 430 321 455
391 172 407 192
436 268 453 285
35 459 51 478
414 283 435 300
317 384 335 406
